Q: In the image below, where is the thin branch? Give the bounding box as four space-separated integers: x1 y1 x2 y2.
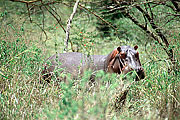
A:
9 0 41 4
32 21 48 41
106 0 167 13
136 6 170 47
125 12 166 52
135 5 174 62
44 5 66 33
26 3 32 23
171 0 180 12
126 12 152 38
165 12 180 17
39 0 46 41
147 1 154 20
78 4 117 31
48 4 62 22
64 0 79 52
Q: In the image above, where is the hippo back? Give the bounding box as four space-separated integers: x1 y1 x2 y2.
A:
43 52 107 78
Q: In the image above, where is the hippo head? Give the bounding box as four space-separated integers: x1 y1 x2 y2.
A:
121 45 145 81
106 45 145 81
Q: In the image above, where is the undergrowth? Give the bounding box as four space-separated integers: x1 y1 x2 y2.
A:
0 1 180 120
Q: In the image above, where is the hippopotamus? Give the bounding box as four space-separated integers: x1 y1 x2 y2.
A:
41 45 145 82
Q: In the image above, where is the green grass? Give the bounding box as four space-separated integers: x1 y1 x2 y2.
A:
0 1 180 120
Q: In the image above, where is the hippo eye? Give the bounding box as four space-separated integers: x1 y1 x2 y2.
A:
120 52 126 59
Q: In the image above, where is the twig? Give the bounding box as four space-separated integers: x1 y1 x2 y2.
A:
64 0 79 52
44 5 66 33
26 3 32 22
136 5 174 63
171 0 180 12
32 21 48 42
9 0 41 4
106 0 166 13
78 3 117 32
39 0 46 41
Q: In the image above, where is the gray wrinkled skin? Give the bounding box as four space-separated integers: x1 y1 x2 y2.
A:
122 46 142 72
42 46 145 81
121 46 145 80
44 52 107 77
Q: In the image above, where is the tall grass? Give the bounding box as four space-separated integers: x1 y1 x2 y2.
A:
0 1 180 119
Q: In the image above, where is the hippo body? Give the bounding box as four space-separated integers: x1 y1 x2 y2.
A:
43 52 107 78
42 46 145 82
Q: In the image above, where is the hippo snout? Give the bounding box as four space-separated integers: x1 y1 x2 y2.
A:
135 66 144 73
135 66 145 80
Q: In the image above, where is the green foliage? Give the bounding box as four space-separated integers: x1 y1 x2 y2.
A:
0 24 42 76
0 5 48 119
71 22 97 55
0 0 180 120
39 70 126 119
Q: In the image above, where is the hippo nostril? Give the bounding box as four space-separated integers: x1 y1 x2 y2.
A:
140 67 144 71
135 67 143 72
135 69 139 73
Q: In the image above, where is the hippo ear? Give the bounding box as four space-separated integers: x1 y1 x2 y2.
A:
134 45 138 50
117 47 121 52
107 48 119 64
